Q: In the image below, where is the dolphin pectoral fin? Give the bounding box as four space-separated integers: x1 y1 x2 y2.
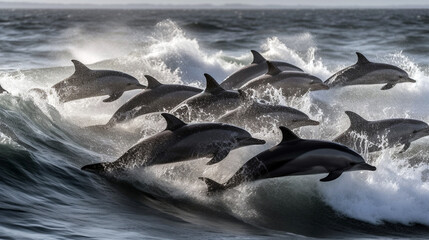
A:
320 171 343 182
206 149 230 165
198 177 226 193
381 83 396 90
103 92 123 102
399 142 411 153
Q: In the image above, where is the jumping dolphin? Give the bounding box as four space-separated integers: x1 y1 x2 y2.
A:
240 61 329 96
100 75 202 127
200 126 375 192
171 73 243 121
334 111 429 153
325 52 416 90
52 60 145 103
218 100 319 130
220 50 303 90
81 113 266 174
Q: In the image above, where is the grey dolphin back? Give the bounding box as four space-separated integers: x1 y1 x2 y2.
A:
145 75 163 89
251 50 266 64
204 73 225 93
161 113 187 131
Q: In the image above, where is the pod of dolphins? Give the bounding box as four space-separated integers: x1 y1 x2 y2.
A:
2 49 426 194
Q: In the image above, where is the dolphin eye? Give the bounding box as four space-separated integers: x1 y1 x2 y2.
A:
399 76 403 79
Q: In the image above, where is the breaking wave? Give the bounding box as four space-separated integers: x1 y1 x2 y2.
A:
1 17 429 238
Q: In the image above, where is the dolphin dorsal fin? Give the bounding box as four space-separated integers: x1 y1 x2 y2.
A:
204 73 224 94
267 61 282 75
71 60 91 73
356 52 370 65
145 75 162 89
279 126 300 143
161 113 187 131
345 111 368 128
251 50 266 64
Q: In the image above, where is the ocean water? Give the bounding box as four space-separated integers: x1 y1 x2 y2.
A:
1 8 429 239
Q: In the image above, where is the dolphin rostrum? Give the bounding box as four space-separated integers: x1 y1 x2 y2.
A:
334 111 429 153
325 52 416 90
200 126 375 192
240 61 328 96
218 99 319 130
101 75 202 127
220 50 303 90
81 113 266 174
52 60 146 103
171 73 244 121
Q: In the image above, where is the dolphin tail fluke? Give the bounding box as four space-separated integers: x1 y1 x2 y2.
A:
198 177 227 193
81 162 108 174
0 84 9 94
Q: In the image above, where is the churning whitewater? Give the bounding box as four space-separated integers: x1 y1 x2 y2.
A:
1 9 429 239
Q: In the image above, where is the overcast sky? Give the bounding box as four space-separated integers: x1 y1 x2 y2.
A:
1 0 428 6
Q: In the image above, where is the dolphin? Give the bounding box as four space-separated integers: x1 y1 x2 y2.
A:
100 75 202 127
220 50 303 90
325 52 416 90
240 61 329 96
171 73 243 121
52 60 146 103
333 111 429 153
81 113 266 174
200 126 375 192
218 99 319 130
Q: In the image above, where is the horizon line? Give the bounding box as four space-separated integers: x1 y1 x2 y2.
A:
0 2 429 9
